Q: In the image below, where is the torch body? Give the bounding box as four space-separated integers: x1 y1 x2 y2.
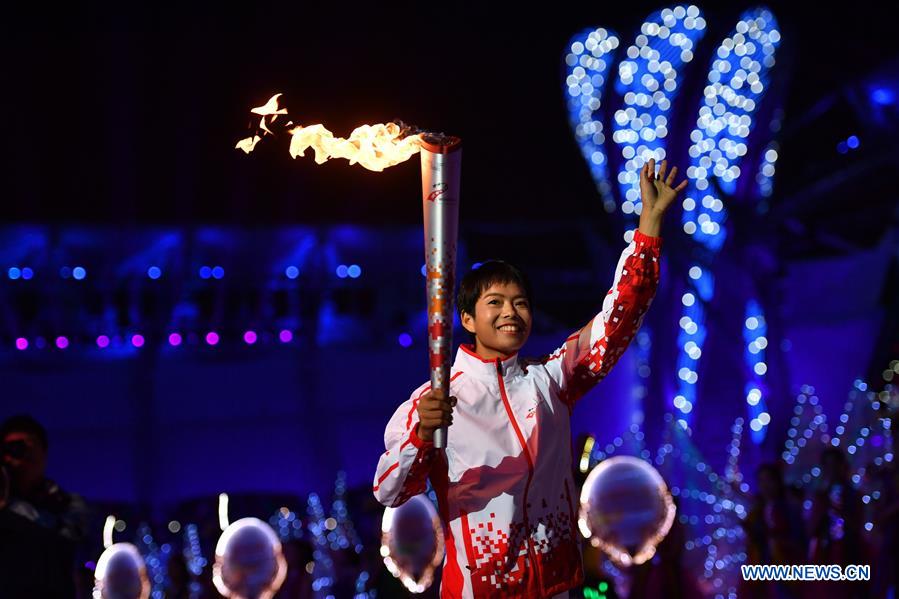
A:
420 136 462 450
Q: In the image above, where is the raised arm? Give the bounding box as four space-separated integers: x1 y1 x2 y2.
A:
541 159 686 406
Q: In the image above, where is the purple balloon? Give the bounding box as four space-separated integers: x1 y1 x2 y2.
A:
213 518 287 599
93 543 150 599
381 494 444 593
578 456 676 566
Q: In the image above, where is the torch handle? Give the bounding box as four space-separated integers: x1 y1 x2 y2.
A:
432 427 447 448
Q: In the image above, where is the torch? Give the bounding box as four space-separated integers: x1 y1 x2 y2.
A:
235 95 462 448
419 134 462 449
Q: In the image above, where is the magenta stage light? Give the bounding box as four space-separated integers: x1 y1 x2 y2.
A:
15 338 28 350
131 334 145 348
279 330 293 343
168 333 183 347
244 331 257 345
97 335 110 349
56 336 69 349
206 332 220 346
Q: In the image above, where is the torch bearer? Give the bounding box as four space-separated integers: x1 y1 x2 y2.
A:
420 134 462 449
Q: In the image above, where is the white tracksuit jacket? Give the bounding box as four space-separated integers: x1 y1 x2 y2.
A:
373 229 662 598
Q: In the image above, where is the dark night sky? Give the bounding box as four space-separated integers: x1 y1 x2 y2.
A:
1 1 894 229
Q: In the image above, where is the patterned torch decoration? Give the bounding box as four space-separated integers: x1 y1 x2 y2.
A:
420 134 462 449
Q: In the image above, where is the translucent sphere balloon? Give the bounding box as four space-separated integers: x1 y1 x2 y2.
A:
381 494 444 593
93 543 150 599
578 455 676 567
213 517 287 599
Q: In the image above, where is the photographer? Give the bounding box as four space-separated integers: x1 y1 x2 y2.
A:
0 414 89 597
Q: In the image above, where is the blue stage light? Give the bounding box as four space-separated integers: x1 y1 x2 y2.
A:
8 267 21 280
212 266 225 279
286 265 299 279
199 266 212 279
336 265 348 278
347 264 361 278
73 266 86 280
148 266 162 279
871 87 895 105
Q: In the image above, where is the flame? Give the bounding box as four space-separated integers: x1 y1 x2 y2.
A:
236 93 422 172
288 122 421 172
235 135 262 154
250 93 288 116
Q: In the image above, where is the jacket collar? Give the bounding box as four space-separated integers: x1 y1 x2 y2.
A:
453 343 523 380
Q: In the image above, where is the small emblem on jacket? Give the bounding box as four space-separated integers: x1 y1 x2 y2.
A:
527 392 545 418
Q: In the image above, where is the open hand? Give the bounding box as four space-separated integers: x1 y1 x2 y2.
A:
639 158 688 218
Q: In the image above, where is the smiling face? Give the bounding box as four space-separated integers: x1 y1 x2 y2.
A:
460 281 533 360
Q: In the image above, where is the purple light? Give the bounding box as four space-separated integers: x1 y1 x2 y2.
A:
168 333 182 347
279 329 293 343
243 330 257 344
96 335 110 349
56 336 69 349
398 333 413 348
15 338 28 350
206 332 220 346
131 334 145 348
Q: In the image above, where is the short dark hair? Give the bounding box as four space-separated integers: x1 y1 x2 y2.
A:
457 260 533 320
0 415 48 450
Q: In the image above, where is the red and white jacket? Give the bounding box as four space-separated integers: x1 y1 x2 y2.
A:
373 229 662 598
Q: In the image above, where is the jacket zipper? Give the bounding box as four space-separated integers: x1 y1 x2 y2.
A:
495 358 544 592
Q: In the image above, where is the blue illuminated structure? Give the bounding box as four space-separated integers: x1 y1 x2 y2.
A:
672 8 781 428
683 7 781 249
743 299 769 443
613 5 707 235
671 267 712 428
564 26 621 213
